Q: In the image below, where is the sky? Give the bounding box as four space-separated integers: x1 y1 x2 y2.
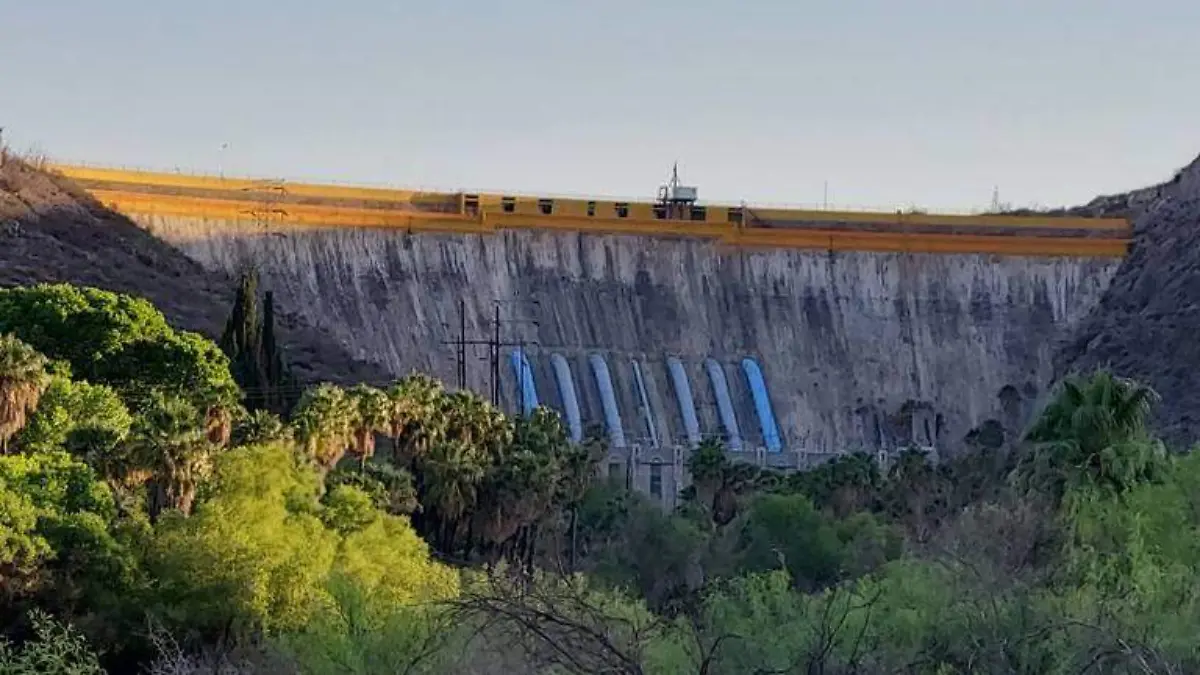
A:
2 0 1198 211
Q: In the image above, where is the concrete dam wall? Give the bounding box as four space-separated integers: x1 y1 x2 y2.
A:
127 213 1119 464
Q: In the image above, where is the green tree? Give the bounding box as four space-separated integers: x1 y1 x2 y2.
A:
16 378 132 479
403 389 511 555
0 284 239 416
385 374 445 466
149 443 338 638
321 484 379 535
219 271 297 415
231 408 293 447
731 492 899 591
785 451 881 516
686 439 761 526
421 439 485 553
292 384 354 472
472 407 571 559
0 334 50 453
1015 370 1169 500
128 392 216 519
274 576 456 675
0 450 141 629
346 384 389 462
326 463 418 516
150 443 457 641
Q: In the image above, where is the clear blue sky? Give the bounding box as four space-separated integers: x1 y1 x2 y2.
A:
2 0 1198 210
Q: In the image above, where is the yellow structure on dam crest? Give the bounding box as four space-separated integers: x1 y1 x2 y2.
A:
50 163 1131 257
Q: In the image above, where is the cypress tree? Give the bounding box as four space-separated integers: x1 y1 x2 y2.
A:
220 270 297 414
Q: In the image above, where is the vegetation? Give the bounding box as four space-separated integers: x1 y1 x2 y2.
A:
219 270 297 415
3 280 1200 673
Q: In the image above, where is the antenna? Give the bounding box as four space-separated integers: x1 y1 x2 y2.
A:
656 162 698 218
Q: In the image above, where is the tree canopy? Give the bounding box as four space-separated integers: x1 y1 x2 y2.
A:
4 281 1200 674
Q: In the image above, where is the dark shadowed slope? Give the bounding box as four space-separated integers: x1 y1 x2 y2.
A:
1056 153 1200 445
0 156 392 386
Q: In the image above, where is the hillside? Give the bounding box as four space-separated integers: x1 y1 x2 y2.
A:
1056 153 1200 445
0 154 392 386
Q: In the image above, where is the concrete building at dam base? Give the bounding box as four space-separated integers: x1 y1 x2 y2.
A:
51 163 1131 507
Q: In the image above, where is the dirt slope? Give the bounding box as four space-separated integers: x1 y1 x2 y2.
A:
1055 153 1200 445
0 156 392 386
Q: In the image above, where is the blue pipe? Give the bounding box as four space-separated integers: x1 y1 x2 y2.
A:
508 348 538 416
704 358 742 451
741 357 782 452
631 359 659 447
589 354 626 448
549 353 583 443
667 357 701 447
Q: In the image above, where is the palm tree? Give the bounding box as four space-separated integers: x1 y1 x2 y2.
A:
473 408 566 552
422 438 486 552
439 390 512 458
204 403 237 448
347 384 389 461
1016 370 1167 499
291 384 354 471
385 374 445 465
0 334 51 453
231 408 293 446
131 392 214 518
684 439 761 525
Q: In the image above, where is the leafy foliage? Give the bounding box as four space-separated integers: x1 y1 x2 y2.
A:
147 443 457 643
218 270 298 415
274 576 456 675
7 280 1200 674
292 383 354 471
230 408 292 447
0 334 50 453
0 284 238 413
0 450 140 633
1016 370 1170 500
129 393 216 519
0 610 104 675
16 378 132 474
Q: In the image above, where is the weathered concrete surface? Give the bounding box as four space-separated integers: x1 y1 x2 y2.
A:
132 213 1119 456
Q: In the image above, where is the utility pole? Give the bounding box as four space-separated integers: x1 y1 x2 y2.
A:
492 303 501 405
457 299 466 389
441 298 539 409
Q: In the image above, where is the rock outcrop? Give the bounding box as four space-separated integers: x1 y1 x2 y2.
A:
1056 154 1200 445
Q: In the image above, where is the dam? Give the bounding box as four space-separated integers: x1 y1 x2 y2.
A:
51 163 1130 506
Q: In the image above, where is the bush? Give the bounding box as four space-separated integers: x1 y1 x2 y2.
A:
0 610 104 675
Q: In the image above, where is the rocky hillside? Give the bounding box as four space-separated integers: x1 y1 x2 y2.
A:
1056 154 1200 445
0 154 392 386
